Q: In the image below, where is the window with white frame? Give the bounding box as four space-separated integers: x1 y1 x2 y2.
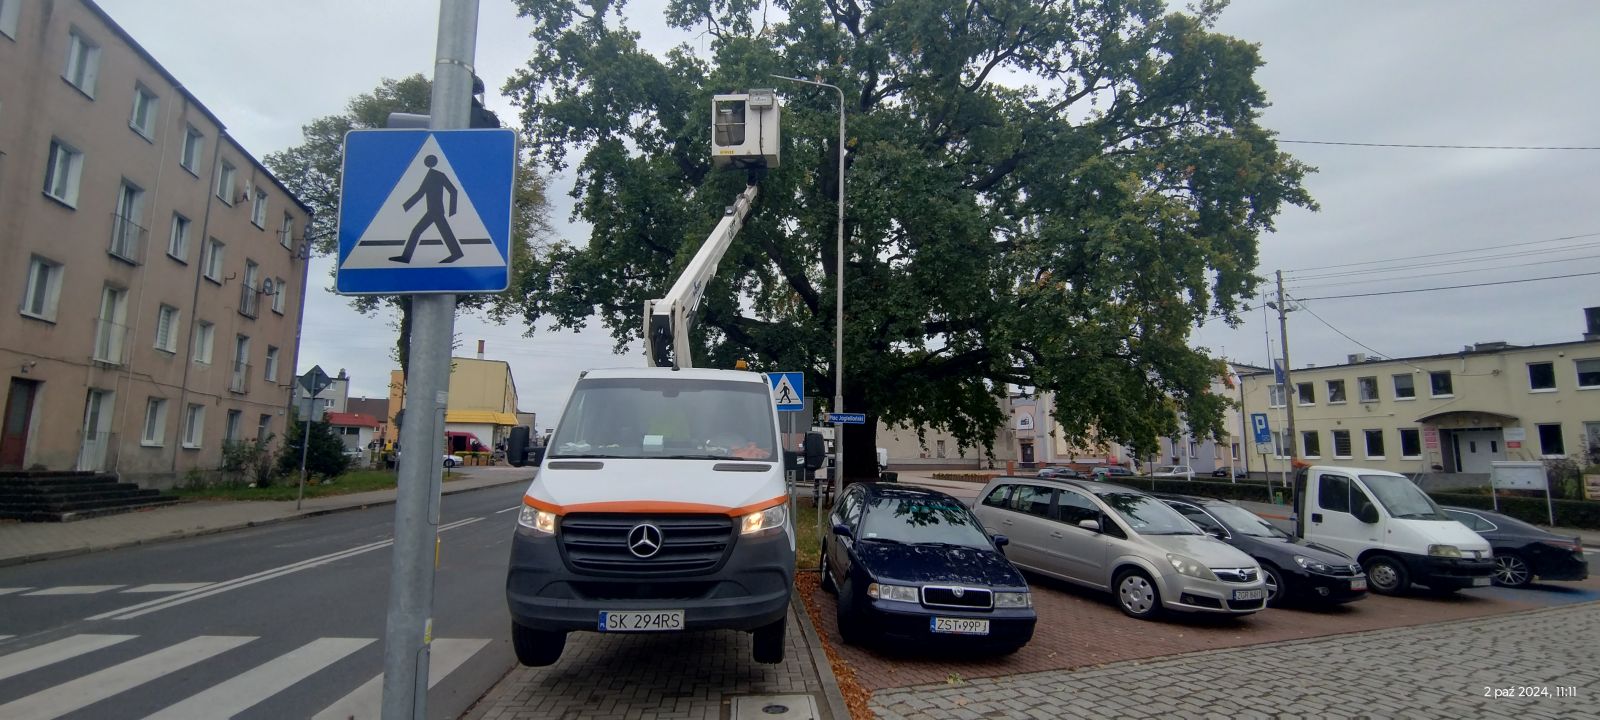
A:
154 304 179 353
1296 381 1314 405
240 260 260 318
1268 384 1285 408
203 238 224 282
257 414 272 443
63 29 100 96
92 285 128 364
1430 370 1454 397
44 138 84 206
21 256 64 322
264 345 279 382
193 321 214 364
251 188 268 228
142 398 167 446
1332 429 1352 459
110 181 145 262
272 277 286 314
1326 379 1347 404
280 213 294 248
168 213 191 261
1357 376 1379 403
1577 359 1600 389
1399 428 1422 458
1 0 21 39
130 86 159 139
225 410 242 443
1393 373 1416 399
180 126 204 174
216 161 236 204
182 403 205 448
1528 362 1556 391
1364 429 1385 458
1301 430 1321 458
1537 423 1565 456
1272 431 1290 459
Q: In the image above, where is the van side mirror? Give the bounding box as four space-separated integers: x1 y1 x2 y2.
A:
1355 500 1380 524
803 432 827 470
507 426 531 467
992 534 1009 548
831 522 853 540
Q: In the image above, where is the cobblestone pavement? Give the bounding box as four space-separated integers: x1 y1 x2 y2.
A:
872 602 1600 719
470 604 835 720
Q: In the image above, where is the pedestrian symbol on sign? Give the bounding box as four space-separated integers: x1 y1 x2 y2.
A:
769 372 804 412
391 155 462 264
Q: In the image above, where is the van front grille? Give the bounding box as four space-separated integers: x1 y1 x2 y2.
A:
560 514 733 576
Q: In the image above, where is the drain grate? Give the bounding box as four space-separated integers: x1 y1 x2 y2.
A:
730 694 821 720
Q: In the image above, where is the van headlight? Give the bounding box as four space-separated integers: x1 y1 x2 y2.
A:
517 506 558 535
866 583 919 602
741 503 788 536
1428 544 1462 558
994 591 1032 608
1167 553 1218 581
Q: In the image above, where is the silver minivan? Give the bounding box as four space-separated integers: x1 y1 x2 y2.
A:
972 477 1266 619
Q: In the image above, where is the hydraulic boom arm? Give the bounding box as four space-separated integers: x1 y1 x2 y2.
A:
644 183 761 369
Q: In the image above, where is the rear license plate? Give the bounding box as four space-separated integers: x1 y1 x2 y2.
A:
598 610 684 632
1349 577 1367 592
1471 577 1491 587
1232 589 1264 601
930 617 989 635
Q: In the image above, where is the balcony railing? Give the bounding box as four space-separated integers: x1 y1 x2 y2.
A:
109 212 147 264
239 283 260 319
229 361 252 394
91 317 129 366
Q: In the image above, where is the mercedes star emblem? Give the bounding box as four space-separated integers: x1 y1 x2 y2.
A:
628 524 663 558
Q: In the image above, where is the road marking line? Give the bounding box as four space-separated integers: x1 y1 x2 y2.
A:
0 588 33 595
121 583 214 594
310 638 490 720
495 505 520 514
145 637 373 720
0 634 139 682
22 586 123 596
0 635 253 720
0 636 12 642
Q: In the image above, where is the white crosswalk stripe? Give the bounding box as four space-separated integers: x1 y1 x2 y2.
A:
0 634 137 682
0 588 32 595
19 585 123 596
121 583 213 593
146 637 373 720
0 636 12 643
311 638 491 720
0 635 254 720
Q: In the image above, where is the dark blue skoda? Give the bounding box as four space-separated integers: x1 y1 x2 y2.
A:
821 483 1035 653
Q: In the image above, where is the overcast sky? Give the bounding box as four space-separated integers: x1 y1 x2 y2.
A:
98 0 1600 426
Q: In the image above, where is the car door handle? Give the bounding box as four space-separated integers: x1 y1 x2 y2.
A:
1002 519 1015 526
1311 513 1323 523
1050 531 1064 539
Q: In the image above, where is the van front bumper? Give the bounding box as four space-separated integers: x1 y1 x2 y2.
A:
1402 553 1495 590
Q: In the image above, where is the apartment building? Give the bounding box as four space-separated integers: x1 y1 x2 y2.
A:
0 0 311 486
1240 309 1600 479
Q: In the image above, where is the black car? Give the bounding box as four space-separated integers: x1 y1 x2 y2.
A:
1211 468 1249 479
1037 467 1084 479
1091 466 1135 479
1155 494 1367 607
821 483 1036 653
1440 506 1589 587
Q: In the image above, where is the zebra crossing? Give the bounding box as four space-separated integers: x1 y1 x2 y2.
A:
0 584 214 596
0 632 491 720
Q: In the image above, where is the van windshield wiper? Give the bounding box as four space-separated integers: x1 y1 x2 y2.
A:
548 453 635 459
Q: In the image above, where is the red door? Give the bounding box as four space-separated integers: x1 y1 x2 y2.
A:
2 379 40 469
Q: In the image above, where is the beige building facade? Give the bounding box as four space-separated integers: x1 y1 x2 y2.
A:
0 0 311 486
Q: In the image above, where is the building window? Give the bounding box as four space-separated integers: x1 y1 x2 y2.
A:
1537 423 1565 456
21 256 64 322
1399 428 1422 459
1364 429 1385 459
203 238 225 282
1268 384 1285 408
130 85 159 139
1296 382 1314 405
193 321 214 364
183 404 205 448
280 213 294 248
154 304 179 353
230 335 251 393
1326 379 1347 404
92 286 128 364
1302 431 1321 458
1577 359 1600 389
240 260 260 318
272 277 287 314
181 126 204 175
936 439 946 458
1332 430 1352 459
142 398 168 446
216 161 236 205
1272 431 1290 459
1 0 20 39
225 410 242 443
251 188 268 228
63 29 101 96
110 181 145 262
1357 376 1379 403
44 138 85 206
1430 370 1454 397
1527 362 1556 391
1393 373 1416 400
167 213 191 262
257 414 273 443
265 345 279 382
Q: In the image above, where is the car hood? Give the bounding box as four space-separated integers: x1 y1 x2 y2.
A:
1144 533 1257 568
856 540 1025 589
1397 518 1493 553
525 458 784 513
1237 535 1357 565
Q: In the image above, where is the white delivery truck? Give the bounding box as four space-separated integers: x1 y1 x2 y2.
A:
1292 465 1493 595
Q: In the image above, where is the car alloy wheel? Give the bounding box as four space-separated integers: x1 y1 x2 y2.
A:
1117 572 1157 618
1493 553 1532 587
1262 564 1284 607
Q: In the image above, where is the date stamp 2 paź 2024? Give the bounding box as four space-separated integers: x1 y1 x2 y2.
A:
1484 686 1578 699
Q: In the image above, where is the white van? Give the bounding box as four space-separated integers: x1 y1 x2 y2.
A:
1294 465 1493 595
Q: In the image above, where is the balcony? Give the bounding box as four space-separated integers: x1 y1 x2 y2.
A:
239 283 260 319
91 317 129 366
109 212 146 264
229 361 252 394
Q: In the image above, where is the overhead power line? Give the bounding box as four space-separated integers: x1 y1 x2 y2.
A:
1294 270 1600 301
1290 243 1600 283
1279 140 1600 151
1294 252 1600 290
1283 231 1600 274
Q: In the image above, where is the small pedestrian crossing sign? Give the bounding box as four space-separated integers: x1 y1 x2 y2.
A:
335 128 515 295
769 372 803 412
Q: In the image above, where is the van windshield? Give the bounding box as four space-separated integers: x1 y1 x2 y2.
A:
549 377 777 461
1360 474 1448 520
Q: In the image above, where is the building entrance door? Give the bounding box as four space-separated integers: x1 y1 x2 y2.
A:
1451 429 1504 474
2 378 40 469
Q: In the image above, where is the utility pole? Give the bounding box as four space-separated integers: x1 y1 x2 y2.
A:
1275 270 1297 491
381 0 477 717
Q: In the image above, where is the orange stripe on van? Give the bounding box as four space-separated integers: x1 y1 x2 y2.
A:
522 494 786 517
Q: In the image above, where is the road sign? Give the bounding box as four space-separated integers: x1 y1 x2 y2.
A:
1250 413 1271 444
298 365 333 397
335 128 516 295
827 413 866 425
769 372 804 411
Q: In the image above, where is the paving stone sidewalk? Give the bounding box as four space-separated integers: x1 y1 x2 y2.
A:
872 601 1600 720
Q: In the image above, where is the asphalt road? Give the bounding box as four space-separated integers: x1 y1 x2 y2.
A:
0 479 532 720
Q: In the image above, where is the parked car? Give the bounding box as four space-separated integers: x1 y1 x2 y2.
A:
394 450 465 468
1090 466 1135 479
1151 465 1195 480
821 483 1036 653
1155 494 1366 607
972 477 1265 619
1440 506 1588 588
1037 467 1084 479
1212 467 1250 479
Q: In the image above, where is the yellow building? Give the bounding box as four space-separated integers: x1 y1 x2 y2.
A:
386 355 521 451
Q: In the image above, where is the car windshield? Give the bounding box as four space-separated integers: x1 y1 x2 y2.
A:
1206 503 1291 539
858 497 993 547
1097 492 1201 535
1360 474 1448 520
548 377 777 461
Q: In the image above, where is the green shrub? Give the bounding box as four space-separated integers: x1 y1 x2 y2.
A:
1105 478 1276 503
931 472 997 483
1429 492 1600 530
277 419 350 480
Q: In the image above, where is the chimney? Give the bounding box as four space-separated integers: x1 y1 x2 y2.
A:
1585 307 1600 341
477 339 485 359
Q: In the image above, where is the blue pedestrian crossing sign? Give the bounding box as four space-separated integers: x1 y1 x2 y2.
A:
335 128 516 295
769 372 804 412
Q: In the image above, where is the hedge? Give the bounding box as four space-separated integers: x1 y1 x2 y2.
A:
1106 478 1276 503
1429 492 1600 531
930 472 1000 483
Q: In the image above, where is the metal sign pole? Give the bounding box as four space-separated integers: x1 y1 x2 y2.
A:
380 1 477 717
296 391 313 510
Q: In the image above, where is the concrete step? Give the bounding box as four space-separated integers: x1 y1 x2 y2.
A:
0 489 167 512
0 474 122 489
0 496 183 522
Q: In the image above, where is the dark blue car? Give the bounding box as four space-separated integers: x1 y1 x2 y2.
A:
821 483 1036 653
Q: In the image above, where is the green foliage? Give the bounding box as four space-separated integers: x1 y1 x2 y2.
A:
502 0 1314 467
1430 492 1600 531
277 419 351 481
1107 477 1275 503
220 437 278 487
172 470 402 502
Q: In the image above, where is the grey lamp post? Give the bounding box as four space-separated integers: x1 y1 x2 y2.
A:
771 74 847 503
